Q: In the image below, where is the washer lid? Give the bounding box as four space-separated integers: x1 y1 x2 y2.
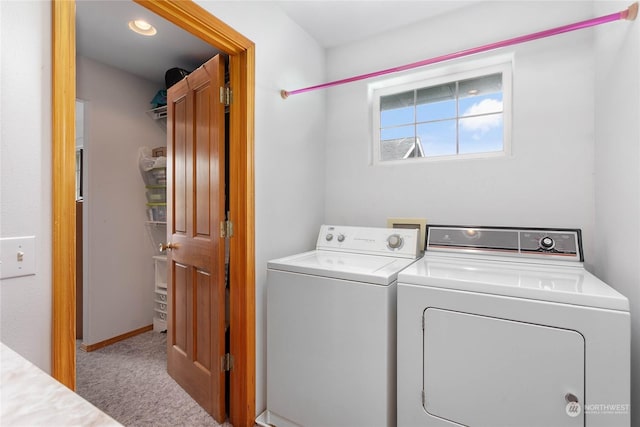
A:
398 255 629 311
268 250 417 285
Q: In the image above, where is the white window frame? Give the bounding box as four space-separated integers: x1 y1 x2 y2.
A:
369 55 513 165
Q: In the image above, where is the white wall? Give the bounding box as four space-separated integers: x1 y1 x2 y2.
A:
325 0 638 419
325 1 598 264
0 0 52 372
195 1 326 414
0 0 326 408
76 56 165 345
594 1 640 421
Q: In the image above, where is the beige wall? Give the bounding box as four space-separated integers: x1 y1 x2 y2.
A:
77 55 165 345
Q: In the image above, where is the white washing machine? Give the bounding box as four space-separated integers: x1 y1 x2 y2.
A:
257 225 420 427
397 225 630 427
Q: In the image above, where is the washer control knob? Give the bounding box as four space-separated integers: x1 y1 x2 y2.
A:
540 236 555 250
337 234 345 242
325 233 334 242
387 234 403 249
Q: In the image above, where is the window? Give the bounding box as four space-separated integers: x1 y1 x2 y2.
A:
371 60 512 164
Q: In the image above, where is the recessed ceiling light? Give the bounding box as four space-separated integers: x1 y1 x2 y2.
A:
467 89 479 95
128 19 157 36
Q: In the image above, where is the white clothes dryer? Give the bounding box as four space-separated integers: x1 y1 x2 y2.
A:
257 225 420 427
397 225 630 427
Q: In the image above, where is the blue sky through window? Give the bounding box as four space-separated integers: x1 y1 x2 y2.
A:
380 77 504 159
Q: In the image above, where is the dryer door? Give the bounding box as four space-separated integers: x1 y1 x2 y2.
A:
423 308 584 427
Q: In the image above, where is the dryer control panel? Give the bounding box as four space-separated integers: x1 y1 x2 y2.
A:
316 225 420 259
426 225 583 262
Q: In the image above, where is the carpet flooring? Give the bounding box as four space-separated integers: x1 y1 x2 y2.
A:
76 331 232 427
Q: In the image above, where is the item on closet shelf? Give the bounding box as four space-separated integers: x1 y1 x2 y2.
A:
146 203 167 222
145 185 167 203
152 255 168 332
150 89 166 108
150 168 166 185
140 167 166 186
138 147 167 186
165 67 190 89
152 147 166 157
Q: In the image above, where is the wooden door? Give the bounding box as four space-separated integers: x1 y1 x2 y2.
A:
166 54 227 422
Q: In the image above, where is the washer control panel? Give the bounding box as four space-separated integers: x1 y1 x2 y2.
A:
426 225 583 262
316 225 420 259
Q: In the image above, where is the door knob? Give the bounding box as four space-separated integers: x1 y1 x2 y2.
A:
159 242 178 252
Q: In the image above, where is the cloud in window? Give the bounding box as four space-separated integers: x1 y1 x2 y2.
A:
460 98 503 134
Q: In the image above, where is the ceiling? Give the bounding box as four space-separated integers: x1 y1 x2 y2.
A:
76 0 219 85
76 1 472 85
276 1 472 48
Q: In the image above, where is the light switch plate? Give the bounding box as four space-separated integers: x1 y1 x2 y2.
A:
0 236 36 279
387 218 427 251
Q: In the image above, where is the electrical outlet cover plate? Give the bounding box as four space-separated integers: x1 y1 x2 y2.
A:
0 236 36 279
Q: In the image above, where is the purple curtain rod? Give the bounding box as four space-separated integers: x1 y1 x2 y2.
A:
281 2 638 99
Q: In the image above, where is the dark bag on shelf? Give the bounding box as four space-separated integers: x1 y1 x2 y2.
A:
165 68 190 89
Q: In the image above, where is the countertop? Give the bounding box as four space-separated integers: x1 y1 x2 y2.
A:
1 342 121 426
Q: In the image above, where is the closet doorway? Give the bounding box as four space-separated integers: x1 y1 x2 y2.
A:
51 1 256 426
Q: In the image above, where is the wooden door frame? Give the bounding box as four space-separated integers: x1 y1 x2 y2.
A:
51 1 255 425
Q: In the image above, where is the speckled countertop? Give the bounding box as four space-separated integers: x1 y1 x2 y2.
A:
1 342 121 426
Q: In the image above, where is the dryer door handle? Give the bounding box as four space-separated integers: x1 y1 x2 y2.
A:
565 393 579 403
